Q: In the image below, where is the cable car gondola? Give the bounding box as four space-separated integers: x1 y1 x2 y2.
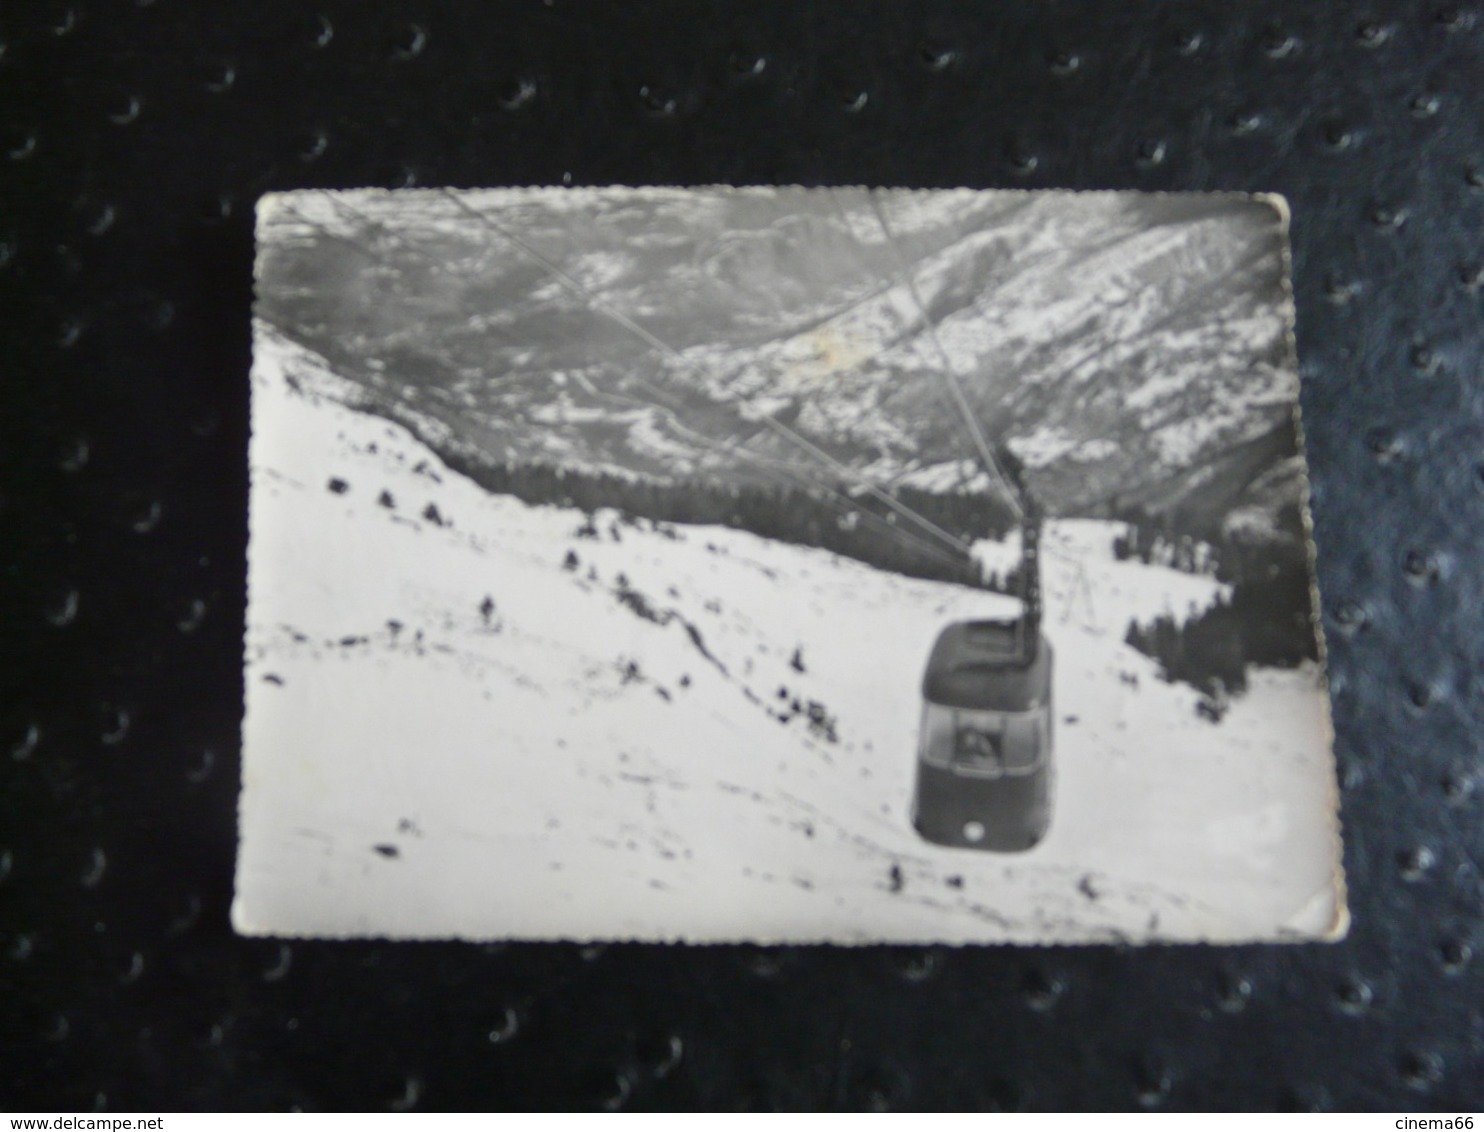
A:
911 457 1054 853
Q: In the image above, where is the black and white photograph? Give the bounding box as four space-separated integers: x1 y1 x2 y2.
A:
235 186 1345 944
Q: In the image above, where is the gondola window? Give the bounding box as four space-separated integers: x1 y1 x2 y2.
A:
921 706 1046 777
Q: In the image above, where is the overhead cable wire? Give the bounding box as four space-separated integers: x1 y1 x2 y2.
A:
295 191 976 574
822 188 991 499
561 372 976 575
863 191 1024 522
274 198 383 261
435 187 975 558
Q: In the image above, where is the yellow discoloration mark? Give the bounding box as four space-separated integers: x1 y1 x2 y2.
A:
790 324 873 386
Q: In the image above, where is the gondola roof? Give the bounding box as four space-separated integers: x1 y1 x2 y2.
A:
922 620 1052 713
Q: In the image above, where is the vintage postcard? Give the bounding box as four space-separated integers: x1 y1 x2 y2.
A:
235 186 1345 944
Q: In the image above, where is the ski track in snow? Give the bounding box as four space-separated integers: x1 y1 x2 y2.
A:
235 328 1344 945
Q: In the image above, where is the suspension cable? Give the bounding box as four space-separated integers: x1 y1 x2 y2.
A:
561 371 977 575
822 189 981 497
862 191 1024 522
435 188 975 557
274 198 383 261
270 192 978 575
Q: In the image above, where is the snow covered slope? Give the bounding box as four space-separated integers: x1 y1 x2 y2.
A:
235 328 1344 944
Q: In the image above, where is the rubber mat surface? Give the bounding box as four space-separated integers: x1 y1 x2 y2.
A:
2 0 1481 1111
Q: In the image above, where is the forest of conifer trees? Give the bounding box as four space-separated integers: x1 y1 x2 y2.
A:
1120 511 1319 706
433 442 1018 590
327 387 1319 709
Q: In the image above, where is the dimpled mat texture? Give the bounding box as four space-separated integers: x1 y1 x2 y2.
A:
2 0 1483 1113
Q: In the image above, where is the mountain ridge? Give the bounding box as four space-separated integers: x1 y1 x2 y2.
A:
257 188 1304 542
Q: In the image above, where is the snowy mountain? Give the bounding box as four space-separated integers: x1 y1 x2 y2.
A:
235 328 1344 945
255 188 1303 537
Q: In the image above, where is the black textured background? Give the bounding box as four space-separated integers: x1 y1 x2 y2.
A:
2 0 1482 1112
